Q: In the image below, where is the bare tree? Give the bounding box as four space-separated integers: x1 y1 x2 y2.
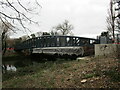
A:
0 0 41 55
115 19 120 32
114 0 120 33
53 20 74 35
20 35 30 41
0 0 41 32
36 31 43 37
0 22 12 55
50 29 59 35
106 0 116 40
106 0 120 41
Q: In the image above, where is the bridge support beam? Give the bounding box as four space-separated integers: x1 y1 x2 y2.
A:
32 47 85 56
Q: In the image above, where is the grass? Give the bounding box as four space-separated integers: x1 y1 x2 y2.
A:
83 73 99 79
2 56 120 88
103 67 120 82
2 57 76 82
2 56 86 88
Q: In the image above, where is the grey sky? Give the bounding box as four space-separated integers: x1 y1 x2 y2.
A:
10 0 110 38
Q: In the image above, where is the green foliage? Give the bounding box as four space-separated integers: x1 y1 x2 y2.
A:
83 73 99 79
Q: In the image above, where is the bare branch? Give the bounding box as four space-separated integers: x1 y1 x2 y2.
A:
35 0 42 8
0 11 21 20
6 0 19 14
17 0 41 15
0 0 41 38
17 0 28 11
6 0 39 24
0 17 14 32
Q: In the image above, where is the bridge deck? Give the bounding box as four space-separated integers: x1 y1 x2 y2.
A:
32 46 84 56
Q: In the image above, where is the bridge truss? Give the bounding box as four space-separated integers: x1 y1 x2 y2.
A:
14 35 99 56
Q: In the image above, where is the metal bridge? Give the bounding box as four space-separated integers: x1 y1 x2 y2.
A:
14 35 99 56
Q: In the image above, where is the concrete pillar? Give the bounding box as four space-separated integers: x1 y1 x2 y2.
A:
95 44 120 58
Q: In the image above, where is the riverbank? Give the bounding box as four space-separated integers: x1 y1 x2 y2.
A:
2 56 120 88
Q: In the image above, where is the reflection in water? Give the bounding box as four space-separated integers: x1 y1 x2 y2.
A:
2 58 33 73
2 64 17 73
6 65 17 71
2 56 52 74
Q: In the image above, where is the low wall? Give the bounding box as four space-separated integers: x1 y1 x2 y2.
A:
95 44 120 58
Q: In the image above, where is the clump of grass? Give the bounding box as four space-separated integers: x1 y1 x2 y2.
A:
103 67 120 82
83 73 99 79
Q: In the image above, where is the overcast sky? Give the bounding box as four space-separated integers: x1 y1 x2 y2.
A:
10 0 110 38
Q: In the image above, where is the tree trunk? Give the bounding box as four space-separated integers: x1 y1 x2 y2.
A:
2 41 7 56
110 0 115 42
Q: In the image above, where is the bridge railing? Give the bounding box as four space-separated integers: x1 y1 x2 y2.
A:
14 35 99 51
